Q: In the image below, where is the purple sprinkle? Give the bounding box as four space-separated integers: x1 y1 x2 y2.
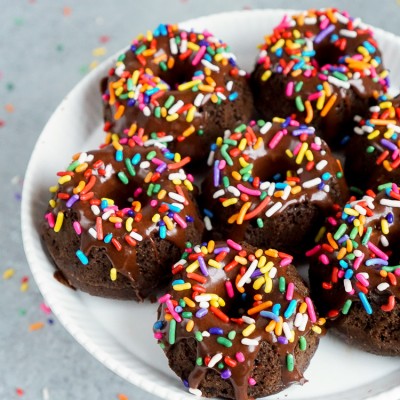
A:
66 194 79 208
314 24 335 44
387 213 394 223
381 139 398 151
196 308 208 318
213 160 220 187
292 128 315 136
156 163 167 173
198 256 209 277
221 370 232 380
260 311 280 322
278 336 288 344
250 269 263 279
338 234 349 245
214 246 230 254
183 379 189 388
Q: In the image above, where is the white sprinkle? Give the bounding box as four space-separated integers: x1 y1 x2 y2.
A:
297 168 304 175
194 245 202 253
283 322 292 339
207 150 215 166
143 106 151 117
268 267 277 279
362 125 374 133
201 59 220 72
189 388 202 397
260 121 272 135
208 353 223 368
259 181 270 191
242 316 255 325
380 199 400 207
381 235 389 247
353 249 363 258
226 80 233 91
352 17 362 28
169 172 186 181
281 185 291 201
241 338 259 346
78 152 88 163
104 164 113 178
171 202 184 211
323 185 330 193
299 314 308 332
88 227 97 239
216 92 227 101
314 136 322 146
168 192 186 203
228 186 241 197
369 105 381 112
335 11 349 24
42 387 50 400
102 210 113 220
344 279 353 293
294 312 303 328
377 282 390 291
267 182 276 197
115 64 125 77
130 231 143 241
180 39 187 53
354 127 364 135
194 93 204 107
265 202 282 217
169 37 178 55
91 205 100 215
144 135 174 145
201 93 212 105
304 17 317 24
204 216 212 231
202 331 211 337
237 260 258 287
303 178 322 189
328 76 350 89
140 161 150 169
173 259 187 269
354 204 367 215
213 189 225 199
352 72 361 80
339 29 357 38
195 294 212 302
316 160 328 170
168 100 184 115
199 301 210 309
223 129 232 139
353 115 363 122
388 123 400 133
238 69 246 77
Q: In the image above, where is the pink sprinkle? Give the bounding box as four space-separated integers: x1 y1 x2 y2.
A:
248 378 256 386
227 239 242 251
115 222 122 229
225 281 235 298
154 332 163 340
72 221 81 234
285 81 294 97
292 142 302 156
158 293 171 304
166 299 182 323
304 69 312 78
134 188 143 197
318 73 328 81
286 282 294 300
192 45 206 66
319 254 330 265
310 143 322 151
280 257 292 267
305 297 317 323
237 184 261 196
305 245 321 257
395 269 400 276
353 254 364 270
45 213 55 228
349 289 355 295
338 270 345 278
392 149 399 161
151 157 164 166
367 242 388 260
327 217 338 226
173 213 187 228
132 136 144 146
268 130 284 149
218 159 226 170
235 352 245 362
150 199 158 207
356 273 370 287
320 17 330 30
187 174 194 183
40 303 52 315
308 92 322 101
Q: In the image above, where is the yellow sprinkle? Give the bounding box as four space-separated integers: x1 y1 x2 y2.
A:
184 297 196 308
238 138 247 151
236 202 251 225
253 276 265 290
49 185 58 193
20 282 29 292
239 157 249 168
299 302 307 314
184 179 194 191
271 38 285 52
296 142 308 164
265 320 276 332
285 149 294 158
208 259 222 269
109 216 122 224
289 330 295 343
73 181 85 194
182 125 195 137
173 283 191 291
380 101 392 109
222 198 238 207
58 175 71 185
207 240 215 253
89 60 98 70
316 90 326 110
323 81 332 97
291 186 301 195
186 108 196 123
261 70 272 82
343 207 359 216
187 41 200 51
186 260 199 273
216 137 223 147
112 140 123 151
312 325 322 334
92 47 107 57
3 268 15 280
384 128 394 140
260 260 273 274
242 323 256 337
49 199 56 208
54 211 64 233
166 113 179 122
255 249 263 258
258 256 267 269
178 80 199 91
172 179 182 185
264 276 273 293
186 320 194 332
152 214 161 223
210 300 219 308
305 149 314 162
234 255 248 265
218 297 226 307
110 268 117 281
265 249 278 258
367 129 380 140
200 245 208 255
163 216 174 231
381 218 389 235
346 239 353 253
125 217 133 232
315 226 326 243
157 189 167 200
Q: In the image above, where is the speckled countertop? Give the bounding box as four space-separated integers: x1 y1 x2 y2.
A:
1 1 400 399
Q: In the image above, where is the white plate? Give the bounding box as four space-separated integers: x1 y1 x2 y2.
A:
22 9 400 400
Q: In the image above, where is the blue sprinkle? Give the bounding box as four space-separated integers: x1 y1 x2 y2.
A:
228 92 238 101
387 212 394 223
272 304 281 316
101 199 109 210
284 299 297 319
359 292 373 314
153 321 163 330
260 310 280 321
203 208 214 218
175 306 183 313
131 154 141 165
76 250 88 265
172 279 185 286
322 172 332 181
209 327 224 335
339 260 348 269
159 224 167 239
344 269 353 279
365 258 388 266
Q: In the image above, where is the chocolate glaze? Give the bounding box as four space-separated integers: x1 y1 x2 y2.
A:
154 241 323 400
101 26 253 163
251 9 388 147
309 189 400 320
42 143 204 299
202 119 348 255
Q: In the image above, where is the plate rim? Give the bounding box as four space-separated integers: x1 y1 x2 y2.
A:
21 8 400 400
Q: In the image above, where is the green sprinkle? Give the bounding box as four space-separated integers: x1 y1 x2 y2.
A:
154 107 161 118
195 331 203 342
336 171 343 179
117 53 126 62
350 226 359 240
146 150 157 160
222 176 230 188
67 160 80 171
223 139 237 146
377 182 393 191
182 312 193 318
242 173 251 182
332 71 348 81
159 342 165 350
159 61 168 71
125 158 136 176
260 192 267 200
117 171 129 185
153 183 161 194
179 298 186 307
279 276 286 293
221 144 233 166
334 223 347 241
382 265 400 272
287 354 294 372
228 330 236 340
217 337 233 348
342 299 352 315
366 146 375 153
239 164 253 175
196 357 203 366
135 44 147 55
257 218 264 228
197 129 204 136
164 95 175 109
299 336 307 351
295 95 305 112
217 362 224 369
295 81 303 92
346 253 355 261
257 119 266 127
168 319 176 345
361 227 372 246
147 183 154 196
235 123 247 132
350 186 364 196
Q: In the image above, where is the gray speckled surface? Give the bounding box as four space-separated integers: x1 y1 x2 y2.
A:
1 1 400 399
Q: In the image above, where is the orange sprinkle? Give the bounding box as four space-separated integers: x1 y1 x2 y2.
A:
304 100 313 123
117 395 129 400
247 301 273 315
29 322 45 332
320 93 338 117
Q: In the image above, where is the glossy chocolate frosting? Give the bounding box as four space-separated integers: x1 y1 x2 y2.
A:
154 240 324 400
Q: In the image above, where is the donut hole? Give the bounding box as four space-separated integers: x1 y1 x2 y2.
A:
158 63 199 90
105 183 144 210
314 44 343 69
223 291 254 318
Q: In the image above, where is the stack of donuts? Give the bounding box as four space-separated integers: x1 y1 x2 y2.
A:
41 9 399 400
